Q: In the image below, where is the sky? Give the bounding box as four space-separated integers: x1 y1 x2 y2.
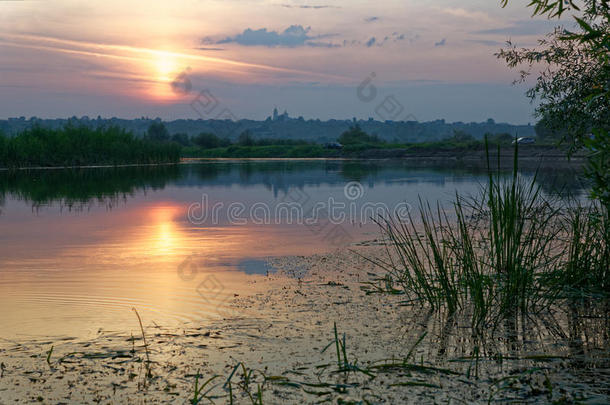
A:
0 0 568 124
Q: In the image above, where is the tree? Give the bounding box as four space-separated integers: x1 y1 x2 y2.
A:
451 129 475 143
498 0 609 204
147 122 170 142
237 130 255 146
193 132 221 149
0 131 6 166
218 137 232 147
489 132 515 145
534 116 565 144
171 133 191 146
338 125 381 145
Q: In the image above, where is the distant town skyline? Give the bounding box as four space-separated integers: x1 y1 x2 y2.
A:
1 1 572 124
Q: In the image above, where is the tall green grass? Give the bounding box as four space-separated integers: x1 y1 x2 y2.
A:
560 201 609 295
376 200 461 313
0 124 180 168
370 140 607 329
479 145 562 318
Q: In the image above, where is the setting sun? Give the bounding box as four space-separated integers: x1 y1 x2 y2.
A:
147 50 182 101
153 51 179 83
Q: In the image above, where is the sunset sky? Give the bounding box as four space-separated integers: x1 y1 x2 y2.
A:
0 0 567 123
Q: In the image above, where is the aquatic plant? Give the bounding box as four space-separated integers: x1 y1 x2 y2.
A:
0 124 180 168
132 308 152 379
190 372 219 405
321 322 374 379
479 144 562 319
45 346 53 367
366 140 607 329
560 200 610 295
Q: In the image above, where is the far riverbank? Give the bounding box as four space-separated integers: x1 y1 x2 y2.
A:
184 145 586 170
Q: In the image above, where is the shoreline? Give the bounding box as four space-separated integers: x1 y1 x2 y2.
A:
0 146 586 171
0 162 180 171
1 243 607 404
184 147 586 170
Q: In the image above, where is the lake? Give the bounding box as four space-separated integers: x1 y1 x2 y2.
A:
0 160 584 341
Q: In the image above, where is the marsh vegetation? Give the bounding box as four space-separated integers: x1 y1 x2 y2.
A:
0 125 180 168
367 144 609 332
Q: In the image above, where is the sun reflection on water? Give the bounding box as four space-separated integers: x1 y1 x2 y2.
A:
148 204 183 256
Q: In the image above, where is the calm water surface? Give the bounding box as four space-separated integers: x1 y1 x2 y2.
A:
0 160 583 340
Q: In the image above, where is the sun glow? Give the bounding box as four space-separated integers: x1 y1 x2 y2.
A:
154 51 179 83
148 50 182 101
152 205 181 252
0 33 351 104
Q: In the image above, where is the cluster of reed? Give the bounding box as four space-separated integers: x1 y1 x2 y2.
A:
370 143 609 329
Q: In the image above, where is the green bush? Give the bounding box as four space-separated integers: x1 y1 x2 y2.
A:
0 125 180 168
193 132 222 149
338 125 382 145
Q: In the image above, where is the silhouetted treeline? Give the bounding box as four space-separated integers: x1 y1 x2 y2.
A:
0 116 537 143
0 125 180 168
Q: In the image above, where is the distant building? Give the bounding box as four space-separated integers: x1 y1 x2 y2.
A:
271 107 290 122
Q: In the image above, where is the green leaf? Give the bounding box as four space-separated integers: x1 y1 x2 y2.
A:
574 17 595 33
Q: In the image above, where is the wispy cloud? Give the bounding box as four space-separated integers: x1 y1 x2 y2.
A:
205 25 418 50
440 7 495 24
465 39 503 47
341 32 418 48
1 33 346 80
279 4 337 9
307 41 340 48
206 25 337 48
385 32 419 45
473 19 561 36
